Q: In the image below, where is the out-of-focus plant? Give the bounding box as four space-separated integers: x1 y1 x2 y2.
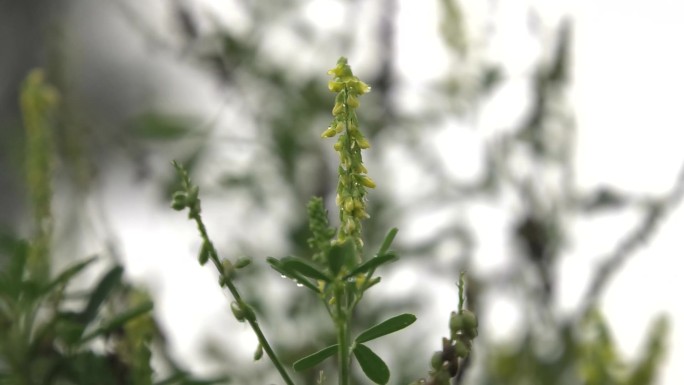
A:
0 70 222 385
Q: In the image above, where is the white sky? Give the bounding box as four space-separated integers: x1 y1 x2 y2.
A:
572 1 684 383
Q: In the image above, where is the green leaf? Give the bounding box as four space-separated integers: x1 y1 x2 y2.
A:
293 344 338 371
353 343 390 384
80 265 124 324
0 238 29 298
355 313 416 343
42 256 98 295
328 241 354 276
82 300 153 342
7 239 28 280
378 228 398 256
129 113 193 140
343 252 398 280
266 257 320 293
281 257 331 282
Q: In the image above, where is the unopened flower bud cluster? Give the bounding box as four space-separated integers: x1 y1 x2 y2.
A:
321 57 374 250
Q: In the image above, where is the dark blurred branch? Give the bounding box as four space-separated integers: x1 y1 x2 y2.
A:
579 161 684 316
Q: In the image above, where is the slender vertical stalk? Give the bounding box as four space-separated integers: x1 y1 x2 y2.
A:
335 285 351 385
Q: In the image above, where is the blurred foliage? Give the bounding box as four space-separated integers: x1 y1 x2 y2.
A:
483 310 669 385
0 70 226 385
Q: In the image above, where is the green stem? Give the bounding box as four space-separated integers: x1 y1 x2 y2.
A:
193 215 296 385
335 284 351 385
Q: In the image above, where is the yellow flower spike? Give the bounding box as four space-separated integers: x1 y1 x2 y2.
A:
324 57 373 250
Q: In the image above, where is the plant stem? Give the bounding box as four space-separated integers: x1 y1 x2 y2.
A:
193 214 296 385
335 284 351 385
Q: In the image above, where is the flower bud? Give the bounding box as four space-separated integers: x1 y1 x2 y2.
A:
171 192 187 211
449 311 463 335
461 310 478 338
235 256 252 269
328 81 344 92
198 242 210 265
352 80 371 94
335 121 345 133
357 137 371 149
358 175 376 189
253 343 264 361
345 218 356 233
454 340 469 358
353 208 369 219
332 102 344 116
347 94 359 108
344 197 355 213
231 301 245 322
321 127 337 138
430 351 443 371
222 259 235 279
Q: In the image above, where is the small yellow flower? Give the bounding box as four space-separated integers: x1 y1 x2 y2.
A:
321 127 337 138
347 94 359 108
358 175 376 189
344 197 355 213
356 137 370 149
332 103 344 116
328 81 344 92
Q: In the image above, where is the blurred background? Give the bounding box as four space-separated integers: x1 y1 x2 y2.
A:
1 0 683 384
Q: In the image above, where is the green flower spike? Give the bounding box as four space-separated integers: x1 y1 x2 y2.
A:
322 57 374 253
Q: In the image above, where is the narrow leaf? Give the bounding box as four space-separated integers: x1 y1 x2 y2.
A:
343 252 398 280
355 313 416 343
267 257 320 293
81 265 124 324
82 300 153 342
43 256 98 294
353 344 390 384
293 344 338 371
281 257 331 282
378 228 398 256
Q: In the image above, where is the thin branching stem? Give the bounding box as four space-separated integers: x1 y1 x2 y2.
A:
174 162 296 385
